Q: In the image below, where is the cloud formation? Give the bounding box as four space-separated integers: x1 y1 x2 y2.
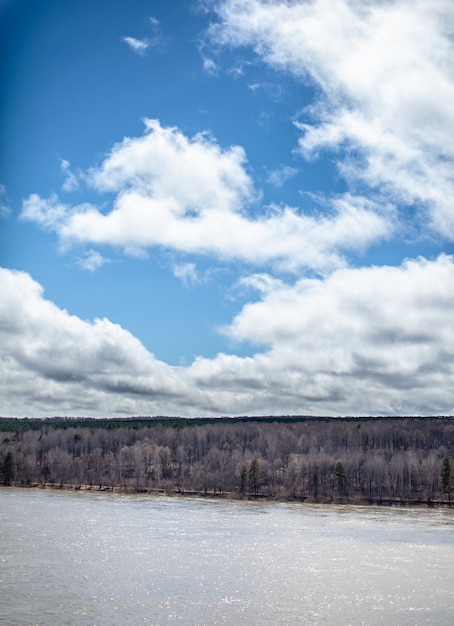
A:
200 254 454 415
21 119 391 272
267 165 298 188
172 262 200 287
60 159 79 192
122 36 150 55
1 258 453 417
0 184 10 216
0 268 187 416
76 250 110 272
6 0 453 418
122 17 164 55
210 0 454 238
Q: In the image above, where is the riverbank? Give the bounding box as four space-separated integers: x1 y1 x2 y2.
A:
3 417 452 506
4 482 452 508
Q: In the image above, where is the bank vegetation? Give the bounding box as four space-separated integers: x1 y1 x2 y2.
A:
1 416 453 506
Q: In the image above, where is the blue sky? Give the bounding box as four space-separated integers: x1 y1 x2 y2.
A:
1 0 453 417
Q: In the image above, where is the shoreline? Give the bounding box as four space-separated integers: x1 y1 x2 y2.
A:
4 482 452 509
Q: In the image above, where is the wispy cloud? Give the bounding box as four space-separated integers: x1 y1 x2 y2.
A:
0 184 10 216
76 249 110 272
148 16 164 48
247 80 283 101
202 56 217 74
122 16 164 56
21 193 71 231
60 159 79 192
122 36 150 55
267 165 298 188
172 262 200 287
210 0 454 239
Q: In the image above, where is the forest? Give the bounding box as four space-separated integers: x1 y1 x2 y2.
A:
1 416 453 506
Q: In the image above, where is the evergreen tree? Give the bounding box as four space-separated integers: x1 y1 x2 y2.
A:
248 458 260 497
440 456 451 505
240 465 248 495
334 460 346 495
2 451 16 486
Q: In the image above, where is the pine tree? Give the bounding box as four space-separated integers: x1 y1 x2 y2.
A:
440 456 451 505
248 458 260 497
2 451 16 486
240 465 248 495
334 460 346 495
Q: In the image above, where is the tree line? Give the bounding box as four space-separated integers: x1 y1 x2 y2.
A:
1 416 453 505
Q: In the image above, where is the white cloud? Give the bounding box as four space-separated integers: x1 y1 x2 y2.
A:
87 119 254 206
122 36 150 55
199 254 454 415
0 184 10 216
148 16 165 48
122 18 164 55
20 193 96 237
202 56 217 74
7 1 453 419
0 267 189 417
1 258 453 417
21 193 71 230
267 165 298 188
210 0 454 239
247 80 283 101
60 159 79 192
172 262 200 287
76 250 110 272
21 119 391 273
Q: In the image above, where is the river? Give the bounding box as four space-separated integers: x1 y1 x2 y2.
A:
0 488 453 625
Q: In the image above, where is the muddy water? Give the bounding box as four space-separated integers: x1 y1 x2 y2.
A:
1 488 453 625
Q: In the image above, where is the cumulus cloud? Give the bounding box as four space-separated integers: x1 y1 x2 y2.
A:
201 254 454 415
86 119 253 207
0 267 189 417
1 258 453 417
210 0 454 238
6 1 453 419
21 194 71 231
21 119 391 273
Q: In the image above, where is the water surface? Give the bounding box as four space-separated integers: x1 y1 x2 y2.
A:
1 488 453 625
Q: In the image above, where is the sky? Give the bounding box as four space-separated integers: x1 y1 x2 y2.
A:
1 0 453 418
